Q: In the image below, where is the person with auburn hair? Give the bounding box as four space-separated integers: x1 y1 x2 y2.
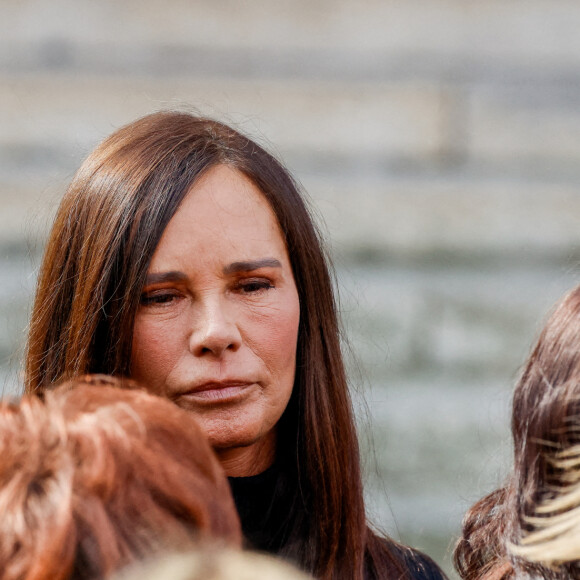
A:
24 111 445 579
0 375 241 580
454 285 580 580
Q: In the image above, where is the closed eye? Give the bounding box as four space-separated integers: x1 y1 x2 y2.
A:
237 279 275 294
140 290 181 306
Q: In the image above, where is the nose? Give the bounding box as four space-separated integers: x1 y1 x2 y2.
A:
189 296 242 358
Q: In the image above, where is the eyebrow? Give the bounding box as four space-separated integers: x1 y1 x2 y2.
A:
143 260 282 286
144 271 188 286
223 258 282 275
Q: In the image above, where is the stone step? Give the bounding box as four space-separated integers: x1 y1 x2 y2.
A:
3 0 580 77
469 85 580 164
0 74 445 159
307 175 580 259
3 168 580 259
3 72 580 180
3 42 580 87
340 263 578 381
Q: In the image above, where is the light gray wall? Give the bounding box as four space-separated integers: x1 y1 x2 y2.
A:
3 2 580 576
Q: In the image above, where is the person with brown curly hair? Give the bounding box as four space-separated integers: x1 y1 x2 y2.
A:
454 284 580 580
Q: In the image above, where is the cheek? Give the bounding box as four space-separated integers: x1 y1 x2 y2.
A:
253 302 300 379
131 319 179 390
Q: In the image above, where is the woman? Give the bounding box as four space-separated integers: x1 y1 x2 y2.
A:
25 111 445 579
0 375 241 580
454 285 580 580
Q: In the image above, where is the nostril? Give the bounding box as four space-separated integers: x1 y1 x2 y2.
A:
189 310 242 357
196 339 237 357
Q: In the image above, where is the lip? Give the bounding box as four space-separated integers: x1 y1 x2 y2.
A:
173 380 256 404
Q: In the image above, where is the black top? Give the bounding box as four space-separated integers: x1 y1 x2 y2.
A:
228 465 447 580
229 463 293 554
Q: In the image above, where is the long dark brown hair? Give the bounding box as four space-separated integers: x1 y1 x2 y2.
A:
0 375 241 580
454 285 580 580
24 111 413 579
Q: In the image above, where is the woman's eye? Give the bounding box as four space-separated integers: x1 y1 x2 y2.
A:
140 291 179 306
238 279 274 294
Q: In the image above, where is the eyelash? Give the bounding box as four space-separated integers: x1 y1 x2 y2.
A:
140 291 180 306
237 279 275 294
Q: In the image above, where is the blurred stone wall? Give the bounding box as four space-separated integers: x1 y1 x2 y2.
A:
2 1 580 576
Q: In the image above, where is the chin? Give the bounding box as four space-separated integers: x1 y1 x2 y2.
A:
203 419 277 467
205 426 262 451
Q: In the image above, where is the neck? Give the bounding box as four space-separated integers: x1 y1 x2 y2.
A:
216 432 276 477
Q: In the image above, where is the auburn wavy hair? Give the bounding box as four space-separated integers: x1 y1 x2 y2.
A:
0 375 241 580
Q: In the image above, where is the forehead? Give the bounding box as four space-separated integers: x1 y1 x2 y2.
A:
151 164 287 263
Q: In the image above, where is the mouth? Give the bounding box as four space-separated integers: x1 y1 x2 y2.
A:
173 381 256 404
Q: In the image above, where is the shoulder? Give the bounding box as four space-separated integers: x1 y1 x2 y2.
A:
398 547 448 580
367 536 448 580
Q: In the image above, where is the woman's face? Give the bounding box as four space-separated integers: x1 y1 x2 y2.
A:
131 165 300 476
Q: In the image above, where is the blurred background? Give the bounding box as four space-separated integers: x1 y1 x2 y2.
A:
3 1 580 576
